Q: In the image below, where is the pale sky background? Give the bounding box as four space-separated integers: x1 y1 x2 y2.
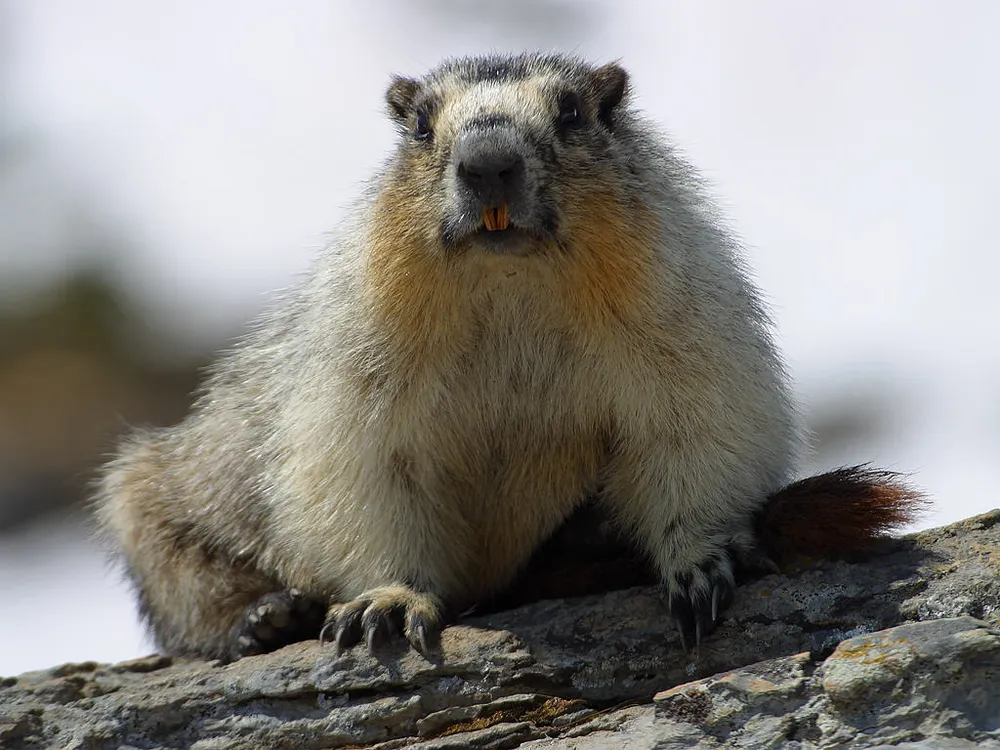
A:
1 1 998 676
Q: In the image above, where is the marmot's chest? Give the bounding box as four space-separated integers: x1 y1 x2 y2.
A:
413 341 609 501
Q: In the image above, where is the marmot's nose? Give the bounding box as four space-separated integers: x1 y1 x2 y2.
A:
455 149 525 205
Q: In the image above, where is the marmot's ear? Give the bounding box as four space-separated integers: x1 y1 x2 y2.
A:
593 63 629 129
386 76 420 123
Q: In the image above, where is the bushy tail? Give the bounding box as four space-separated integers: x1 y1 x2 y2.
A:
754 465 929 568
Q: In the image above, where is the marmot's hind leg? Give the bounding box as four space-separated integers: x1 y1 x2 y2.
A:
124 541 282 660
130 543 325 660
97 433 319 659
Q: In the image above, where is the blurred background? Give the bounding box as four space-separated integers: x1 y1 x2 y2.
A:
1 0 998 676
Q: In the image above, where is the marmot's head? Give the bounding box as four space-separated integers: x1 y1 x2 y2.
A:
381 53 634 256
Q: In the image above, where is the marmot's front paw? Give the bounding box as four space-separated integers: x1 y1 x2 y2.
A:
320 586 444 654
228 589 326 660
665 553 735 651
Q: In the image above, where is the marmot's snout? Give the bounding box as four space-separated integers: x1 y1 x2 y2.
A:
444 122 554 251
454 129 525 231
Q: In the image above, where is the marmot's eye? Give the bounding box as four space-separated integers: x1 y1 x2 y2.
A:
414 110 432 141
557 93 583 130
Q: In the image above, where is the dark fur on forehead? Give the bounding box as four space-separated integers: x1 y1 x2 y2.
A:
439 52 589 84
387 53 631 125
447 53 631 124
436 52 628 92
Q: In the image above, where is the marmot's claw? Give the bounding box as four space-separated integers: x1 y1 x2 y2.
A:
322 601 365 651
406 613 440 654
666 556 736 652
322 586 444 655
227 589 326 660
674 619 688 653
411 620 430 653
361 605 400 651
334 618 360 651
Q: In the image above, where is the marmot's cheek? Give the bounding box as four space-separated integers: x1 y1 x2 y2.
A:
439 201 477 247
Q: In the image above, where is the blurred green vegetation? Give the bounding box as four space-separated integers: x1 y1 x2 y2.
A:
0 270 207 529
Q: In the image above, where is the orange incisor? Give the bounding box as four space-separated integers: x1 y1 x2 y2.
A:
482 203 510 231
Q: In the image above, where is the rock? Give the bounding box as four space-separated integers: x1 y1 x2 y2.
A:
2 510 999 749
655 617 1000 748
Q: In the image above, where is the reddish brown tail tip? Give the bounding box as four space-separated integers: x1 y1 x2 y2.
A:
756 465 929 568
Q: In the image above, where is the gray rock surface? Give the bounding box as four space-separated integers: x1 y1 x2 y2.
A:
655 616 1000 749
2 510 998 750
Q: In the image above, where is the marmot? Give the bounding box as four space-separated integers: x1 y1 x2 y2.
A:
95 52 924 661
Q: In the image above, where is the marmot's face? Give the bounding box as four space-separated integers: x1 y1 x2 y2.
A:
384 54 631 256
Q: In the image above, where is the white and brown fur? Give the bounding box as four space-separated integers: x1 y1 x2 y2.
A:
95 53 923 661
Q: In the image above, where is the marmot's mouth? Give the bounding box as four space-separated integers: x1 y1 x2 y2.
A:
481 204 510 231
